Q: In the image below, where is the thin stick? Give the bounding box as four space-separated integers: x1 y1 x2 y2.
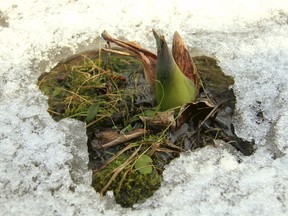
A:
101 128 147 149
102 48 132 56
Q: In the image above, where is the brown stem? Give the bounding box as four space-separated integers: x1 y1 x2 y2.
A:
101 128 147 148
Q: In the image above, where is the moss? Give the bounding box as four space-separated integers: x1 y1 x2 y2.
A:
92 154 161 207
38 51 141 126
114 170 161 207
92 155 127 193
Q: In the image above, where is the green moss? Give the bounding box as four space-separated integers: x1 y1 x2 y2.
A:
114 170 161 207
92 155 127 193
38 51 140 126
92 154 161 207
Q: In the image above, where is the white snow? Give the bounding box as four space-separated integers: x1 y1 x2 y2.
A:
0 0 288 215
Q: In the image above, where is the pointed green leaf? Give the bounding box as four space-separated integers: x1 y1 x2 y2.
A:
85 103 99 122
143 109 157 117
52 87 62 97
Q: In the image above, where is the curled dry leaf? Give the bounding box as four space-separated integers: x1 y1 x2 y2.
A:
177 99 215 127
101 31 156 89
101 31 156 59
139 52 156 88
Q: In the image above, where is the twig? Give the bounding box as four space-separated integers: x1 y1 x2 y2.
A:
101 128 147 148
102 48 132 56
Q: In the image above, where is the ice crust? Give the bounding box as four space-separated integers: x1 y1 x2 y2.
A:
0 0 288 215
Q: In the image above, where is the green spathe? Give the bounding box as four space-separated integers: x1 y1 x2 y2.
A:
153 31 198 110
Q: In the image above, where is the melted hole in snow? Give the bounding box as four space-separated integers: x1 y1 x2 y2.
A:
37 47 256 207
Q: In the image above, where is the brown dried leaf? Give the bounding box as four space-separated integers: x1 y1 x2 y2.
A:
176 99 215 127
140 110 176 129
139 52 156 89
172 31 201 90
94 129 120 145
101 31 157 89
102 31 156 59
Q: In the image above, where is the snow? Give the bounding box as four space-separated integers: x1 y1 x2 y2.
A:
1 0 288 215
